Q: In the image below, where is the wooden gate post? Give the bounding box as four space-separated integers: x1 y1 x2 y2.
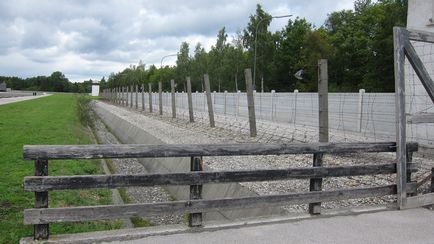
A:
203 74 215 127
159 82 163 115
186 77 194 122
188 156 203 227
245 68 257 137
309 59 328 215
126 86 129 107
171 79 176 118
34 159 49 240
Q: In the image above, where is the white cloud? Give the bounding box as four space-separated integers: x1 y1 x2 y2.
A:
0 0 355 82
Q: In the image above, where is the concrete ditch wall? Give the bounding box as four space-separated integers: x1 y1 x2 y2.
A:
92 101 286 222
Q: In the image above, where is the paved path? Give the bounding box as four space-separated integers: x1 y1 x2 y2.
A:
123 208 434 244
0 94 50 105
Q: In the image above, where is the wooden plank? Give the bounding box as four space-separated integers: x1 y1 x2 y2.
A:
189 156 203 227
171 79 176 118
403 36 434 103
186 77 194 123
407 113 434 124
34 159 49 240
24 163 410 191
394 26 408 209
245 68 257 137
407 28 434 43
23 142 419 160
203 74 215 127
23 185 396 224
309 153 323 215
404 193 434 209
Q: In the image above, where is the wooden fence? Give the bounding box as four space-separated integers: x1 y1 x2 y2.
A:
23 141 418 240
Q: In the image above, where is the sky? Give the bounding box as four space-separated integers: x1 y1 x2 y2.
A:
0 0 355 82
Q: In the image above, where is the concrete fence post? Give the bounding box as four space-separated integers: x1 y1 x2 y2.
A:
293 89 299 125
130 85 133 108
245 68 257 137
236 90 241 118
271 90 276 121
158 82 163 115
186 77 194 122
148 83 153 113
204 74 215 127
224 90 228 115
358 89 365 132
171 79 176 118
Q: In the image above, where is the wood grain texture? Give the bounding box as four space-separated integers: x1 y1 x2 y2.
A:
23 142 418 160
24 185 396 224
24 163 418 191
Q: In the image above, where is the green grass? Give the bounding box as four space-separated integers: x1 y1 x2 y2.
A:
0 94 121 243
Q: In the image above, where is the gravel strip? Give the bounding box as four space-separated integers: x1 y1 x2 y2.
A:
94 101 434 215
91 109 185 226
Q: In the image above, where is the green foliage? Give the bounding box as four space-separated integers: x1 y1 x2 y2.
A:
0 94 120 243
105 1 407 92
1 71 93 93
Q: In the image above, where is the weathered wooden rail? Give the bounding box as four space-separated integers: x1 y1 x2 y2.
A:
23 142 418 240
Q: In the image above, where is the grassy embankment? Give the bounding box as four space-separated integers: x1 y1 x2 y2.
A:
0 94 121 243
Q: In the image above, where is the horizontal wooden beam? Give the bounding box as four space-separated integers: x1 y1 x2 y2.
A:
24 163 418 191
407 28 434 43
23 142 419 160
24 185 396 224
404 192 434 209
407 113 434 124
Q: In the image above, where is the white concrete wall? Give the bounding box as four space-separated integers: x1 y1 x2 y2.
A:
91 85 99 96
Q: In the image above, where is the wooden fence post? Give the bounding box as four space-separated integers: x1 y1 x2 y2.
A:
135 85 138 109
203 74 215 127
148 83 153 113
245 68 257 137
171 79 176 118
186 77 194 122
188 156 203 227
159 82 163 115
141 84 145 111
34 159 49 240
309 59 328 215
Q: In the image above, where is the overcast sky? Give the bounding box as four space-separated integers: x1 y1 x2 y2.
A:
0 0 355 82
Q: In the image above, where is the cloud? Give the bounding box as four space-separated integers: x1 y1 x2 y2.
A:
0 0 354 82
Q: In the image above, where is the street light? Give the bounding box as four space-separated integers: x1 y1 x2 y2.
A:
160 54 177 69
253 14 292 91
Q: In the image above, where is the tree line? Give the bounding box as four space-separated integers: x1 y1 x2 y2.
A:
0 71 99 93
106 0 407 93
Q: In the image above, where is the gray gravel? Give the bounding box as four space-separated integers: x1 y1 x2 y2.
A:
91 109 185 226
93 101 434 216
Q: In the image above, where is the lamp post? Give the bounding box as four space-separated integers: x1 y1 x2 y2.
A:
253 14 292 91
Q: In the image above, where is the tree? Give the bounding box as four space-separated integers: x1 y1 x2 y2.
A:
175 42 191 91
